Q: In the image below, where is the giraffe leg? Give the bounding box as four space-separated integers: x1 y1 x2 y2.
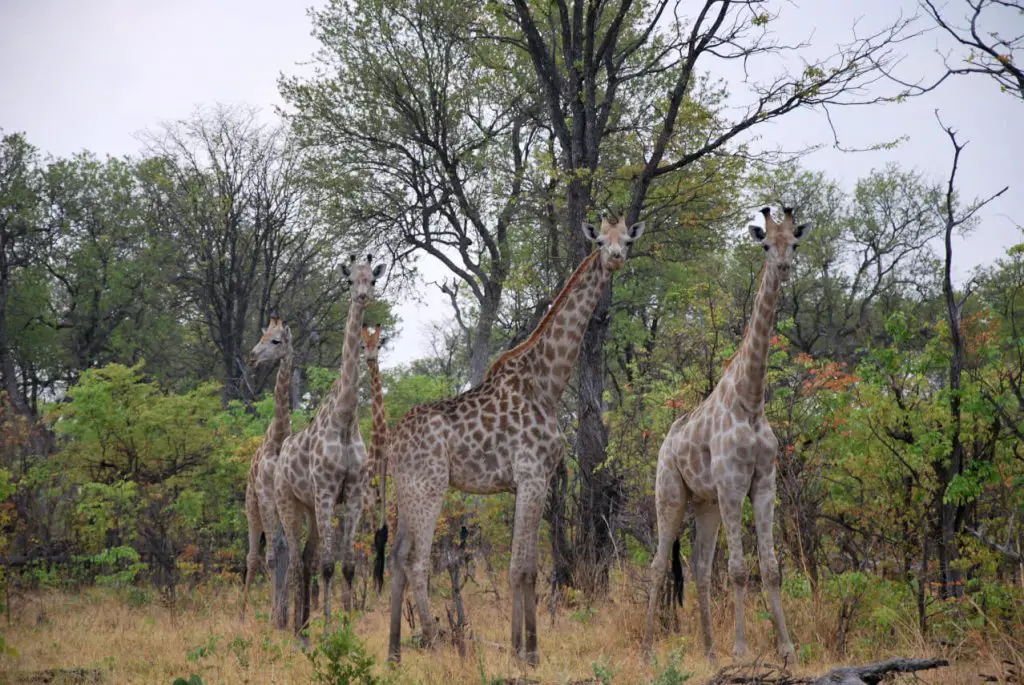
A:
718 485 749 660
278 492 305 637
751 471 795 660
693 500 722 664
335 475 363 614
408 488 445 650
314 485 339 626
510 482 546 666
643 463 687 655
241 482 263 622
301 513 320 637
257 471 284 627
387 516 410 664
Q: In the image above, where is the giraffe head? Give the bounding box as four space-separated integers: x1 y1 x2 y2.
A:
748 206 812 282
581 215 645 270
247 316 291 368
341 254 386 305
360 325 384 366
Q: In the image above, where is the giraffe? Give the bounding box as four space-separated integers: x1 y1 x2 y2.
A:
274 255 385 636
240 316 292 624
642 207 811 663
361 325 392 593
384 216 645 665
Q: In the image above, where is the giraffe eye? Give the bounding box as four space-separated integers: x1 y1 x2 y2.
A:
271 339 281 345
792 243 799 251
762 244 770 251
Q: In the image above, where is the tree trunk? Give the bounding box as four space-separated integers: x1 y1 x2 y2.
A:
565 178 622 593
0 261 34 423
467 285 501 388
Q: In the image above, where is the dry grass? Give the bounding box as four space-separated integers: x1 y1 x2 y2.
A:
0 573 1008 684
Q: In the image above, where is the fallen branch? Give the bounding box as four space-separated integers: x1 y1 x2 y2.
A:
704 658 950 685
811 658 950 685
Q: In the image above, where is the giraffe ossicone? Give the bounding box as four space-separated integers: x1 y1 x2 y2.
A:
643 207 811 663
384 216 644 666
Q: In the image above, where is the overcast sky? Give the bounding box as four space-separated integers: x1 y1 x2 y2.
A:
1 0 1021 368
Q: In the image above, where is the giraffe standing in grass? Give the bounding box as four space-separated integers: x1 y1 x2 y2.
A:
241 317 292 625
274 255 385 636
384 217 645 665
643 207 810 663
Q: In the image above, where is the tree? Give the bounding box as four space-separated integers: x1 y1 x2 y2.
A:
0 132 43 419
932 114 1007 596
31 154 175 391
140 106 345 403
751 164 947 358
911 0 1024 101
281 0 534 387
496 0 917 590
50 362 242 594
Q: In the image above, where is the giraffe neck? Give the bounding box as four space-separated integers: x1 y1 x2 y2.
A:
367 358 388 527
323 299 367 431
266 347 293 451
367 360 387 475
731 262 782 413
488 251 608 405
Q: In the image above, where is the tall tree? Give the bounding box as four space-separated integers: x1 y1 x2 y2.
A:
34 154 172 389
933 114 1007 596
281 0 535 386
498 0 916 589
0 133 43 419
141 106 340 403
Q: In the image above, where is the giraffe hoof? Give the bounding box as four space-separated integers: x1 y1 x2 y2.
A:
778 643 796 663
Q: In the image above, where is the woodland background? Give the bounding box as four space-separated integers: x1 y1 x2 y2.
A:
1 0 1022 681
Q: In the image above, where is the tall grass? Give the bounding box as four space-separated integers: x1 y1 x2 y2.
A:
1 569 1016 684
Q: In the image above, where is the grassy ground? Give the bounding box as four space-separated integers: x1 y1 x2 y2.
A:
0 572 1013 684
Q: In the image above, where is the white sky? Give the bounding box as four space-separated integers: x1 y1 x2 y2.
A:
1 0 1021 368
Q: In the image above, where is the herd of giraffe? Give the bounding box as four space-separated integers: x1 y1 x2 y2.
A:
239 208 811 666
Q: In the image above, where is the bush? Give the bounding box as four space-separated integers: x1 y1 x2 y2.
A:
307 617 383 685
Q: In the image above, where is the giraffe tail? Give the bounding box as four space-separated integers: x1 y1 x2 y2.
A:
373 524 388 593
671 538 684 607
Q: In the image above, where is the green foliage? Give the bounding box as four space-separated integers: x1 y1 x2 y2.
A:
74 546 147 587
306 617 383 685
591 658 618 684
649 648 690 685
172 676 204 685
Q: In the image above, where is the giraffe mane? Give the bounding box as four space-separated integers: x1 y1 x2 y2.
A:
485 250 601 379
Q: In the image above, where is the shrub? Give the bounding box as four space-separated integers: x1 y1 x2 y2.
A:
307 617 383 685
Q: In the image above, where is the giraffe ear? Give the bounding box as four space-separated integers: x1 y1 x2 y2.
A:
581 222 600 242
372 263 386 280
627 221 645 242
794 221 812 239
284 325 292 341
748 224 766 241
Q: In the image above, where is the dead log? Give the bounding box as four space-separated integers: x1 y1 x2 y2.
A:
811 658 950 685
704 658 949 685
